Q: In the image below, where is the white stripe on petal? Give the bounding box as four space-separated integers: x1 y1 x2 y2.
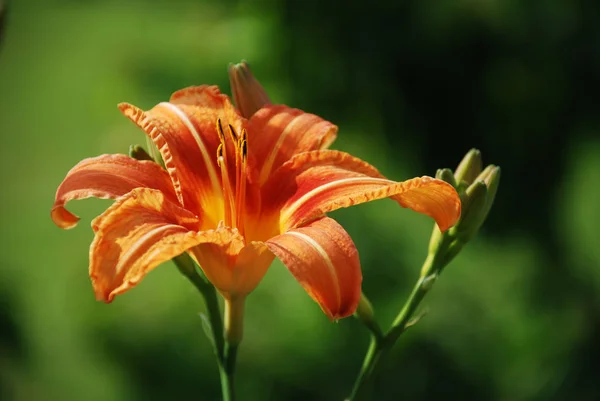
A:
281 176 393 223
159 102 222 198
285 230 341 309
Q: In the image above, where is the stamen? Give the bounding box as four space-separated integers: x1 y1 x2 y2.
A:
216 119 236 227
235 129 248 232
214 120 249 234
216 144 223 167
228 124 238 142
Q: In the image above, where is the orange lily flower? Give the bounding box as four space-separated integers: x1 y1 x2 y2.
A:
51 85 461 320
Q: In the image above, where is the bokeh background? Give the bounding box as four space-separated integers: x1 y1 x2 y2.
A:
1 0 599 400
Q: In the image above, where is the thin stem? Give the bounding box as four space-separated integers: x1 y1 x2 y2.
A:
219 297 245 401
172 254 224 361
347 335 387 401
387 257 436 342
354 293 384 340
174 254 239 401
348 233 452 401
347 270 431 401
201 282 226 361
219 342 239 401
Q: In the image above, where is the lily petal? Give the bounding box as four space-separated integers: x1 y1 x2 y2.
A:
90 188 204 302
51 154 177 229
247 105 338 185
119 86 243 226
264 150 461 232
190 238 275 298
266 217 362 320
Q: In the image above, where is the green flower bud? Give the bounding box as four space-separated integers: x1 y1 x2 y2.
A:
454 148 482 186
451 151 500 242
435 168 458 188
450 180 488 242
142 136 165 168
477 165 501 221
425 150 500 271
128 144 153 161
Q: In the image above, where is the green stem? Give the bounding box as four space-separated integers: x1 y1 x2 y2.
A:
387 256 437 342
348 233 452 401
347 271 431 401
219 342 239 401
347 335 388 400
219 297 244 401
173 254 225 361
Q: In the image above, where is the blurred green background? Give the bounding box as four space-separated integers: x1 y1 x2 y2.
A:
1 0 599 400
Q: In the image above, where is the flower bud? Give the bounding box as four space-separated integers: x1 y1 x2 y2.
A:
449 161 500 246
477 165 500 219
128 144 153 161
435 168 458 188
450 180 488 242
426 150 500 270
453 148 482 187
228 60 271 119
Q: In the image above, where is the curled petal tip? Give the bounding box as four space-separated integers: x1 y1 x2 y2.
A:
51 206 80 229
417 177 462 233
266 217 362 321
117 102 136 117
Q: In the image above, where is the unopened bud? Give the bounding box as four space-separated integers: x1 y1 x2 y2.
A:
454 148 482 187
426 151 500 270
435 168 458 188
128 144 153 161
477 165 500 221
450 180 488 241
228 60 271 119
144 137 165 168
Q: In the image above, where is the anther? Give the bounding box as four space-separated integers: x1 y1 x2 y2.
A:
216 119 226 142
240 129 248 158
216 144 223 167
228 124 238 142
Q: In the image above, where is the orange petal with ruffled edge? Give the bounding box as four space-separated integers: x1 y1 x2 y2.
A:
263 150 461 232
266 217 361 320
247 105 338 185
90 188 217 302
118 86 243 226
51 154 177 229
